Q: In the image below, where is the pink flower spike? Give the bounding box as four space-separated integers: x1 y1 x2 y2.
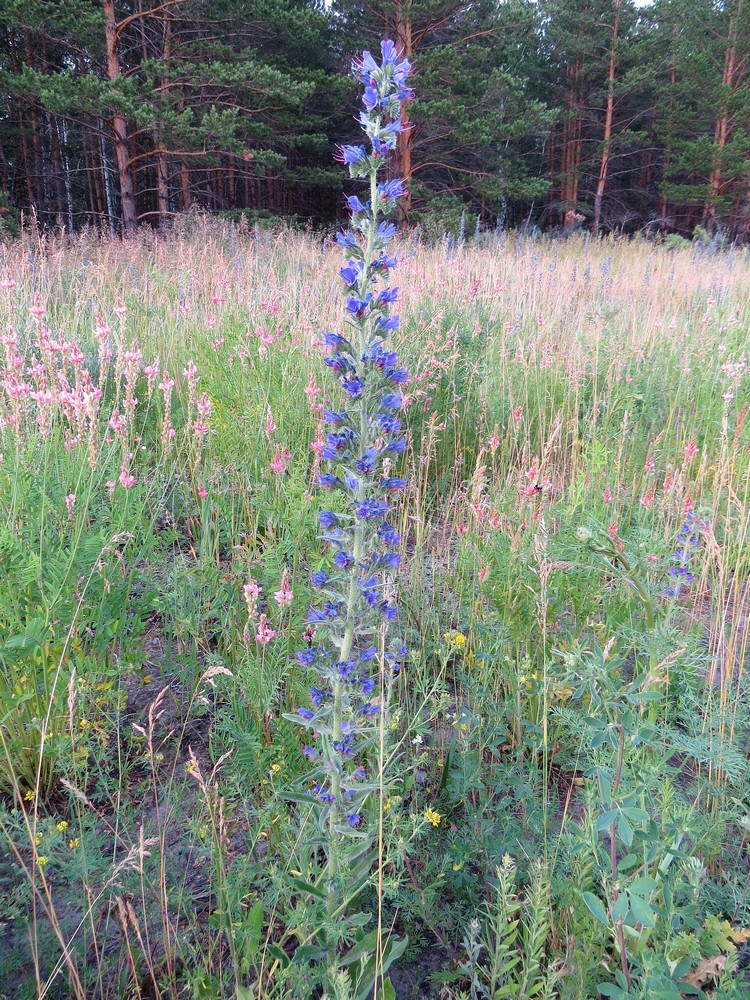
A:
198 486 208 499
265 406 277 438
119 465 136 489
274 568 293 606
255 614 276 644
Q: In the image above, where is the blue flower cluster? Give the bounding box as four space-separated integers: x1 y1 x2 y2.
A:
664 512 707 598
288 41 412 833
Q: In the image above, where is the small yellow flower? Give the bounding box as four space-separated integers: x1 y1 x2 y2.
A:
56 821 68 833
23 789 34 801
198 826 208 841
79 719 89 730
424 807 442 828
155 753 164 762
68 838 80 849
37 855 49 868
34 832 43 846
270 763 281 774
443 630 467 650
383 797 391 812
452 862 463 871
460 723 468 731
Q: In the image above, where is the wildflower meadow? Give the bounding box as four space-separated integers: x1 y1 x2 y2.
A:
2 40 750 1000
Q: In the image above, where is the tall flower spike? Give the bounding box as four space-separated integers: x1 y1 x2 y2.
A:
285 39 412 979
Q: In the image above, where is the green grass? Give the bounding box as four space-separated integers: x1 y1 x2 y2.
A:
0 220 749 998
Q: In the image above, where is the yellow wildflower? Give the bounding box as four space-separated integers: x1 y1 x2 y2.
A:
37 856 48 868
68 838 80 849
270 763 281 774
23 789 34 801
443 631 467 650
34 832 43 846
424 807 442 828
383 797 391 812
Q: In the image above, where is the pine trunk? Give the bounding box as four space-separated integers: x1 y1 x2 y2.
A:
593 0 623 234
102 0 138 233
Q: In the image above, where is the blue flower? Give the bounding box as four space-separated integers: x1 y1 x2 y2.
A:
336 231 360 251
346 295 372 318
347 195 367 215
378 179 404 201
340 261 363 287
311 570 330 587
319 511 338 528
378 523 401 545
323 332 351 349
318 474 341 490
361 676 375 696
377 552 401 568
373 252 397 272
334 551 355 569
355 498 389 520
298 707 314 721
380 392 402 409
342 377 364 398
347 813 361 827
324 409 349 425
336 144 367 165
363 85 379 111
356 449 378 474
381 476 407 492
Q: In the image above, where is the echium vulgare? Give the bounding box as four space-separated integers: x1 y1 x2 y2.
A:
285 39 411 980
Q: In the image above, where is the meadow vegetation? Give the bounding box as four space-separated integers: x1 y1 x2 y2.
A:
0 219 749 998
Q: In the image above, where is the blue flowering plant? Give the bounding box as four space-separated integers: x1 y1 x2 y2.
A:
664 512 707 599
283 40 411 991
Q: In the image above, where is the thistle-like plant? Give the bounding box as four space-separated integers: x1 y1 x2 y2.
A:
284 40 412 992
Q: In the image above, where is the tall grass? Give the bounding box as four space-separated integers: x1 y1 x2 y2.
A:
0 219 749 998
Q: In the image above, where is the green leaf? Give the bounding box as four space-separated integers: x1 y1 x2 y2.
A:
596 809 619 831
376 979 396 1000
628 877 658 895
597 985 626 998
582 892 609 926
266 944 290 968
621 807 650 823
628 893 655 928
617 814 634 847
289 877 326 901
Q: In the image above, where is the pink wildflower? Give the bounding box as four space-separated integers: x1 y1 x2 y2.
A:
265 406 277 437
274 568 293 606
119 465 136 489
255 614 275 644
